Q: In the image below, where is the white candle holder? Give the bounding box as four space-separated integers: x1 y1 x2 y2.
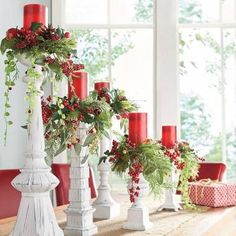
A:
64 122 97 236
123 174 153 231
158 166 182 212
93 134 120 219
10 57 63 236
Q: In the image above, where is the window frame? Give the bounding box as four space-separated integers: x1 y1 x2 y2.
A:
52 0 179 139
178 1 236 164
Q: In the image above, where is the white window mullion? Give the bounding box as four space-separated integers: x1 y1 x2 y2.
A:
219 1 227 164
107 0 112 82
153 0 158 138
156 0 179 139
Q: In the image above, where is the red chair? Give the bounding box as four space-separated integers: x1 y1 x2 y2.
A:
0 169 21 219
196 162 226 181
51 163 97 206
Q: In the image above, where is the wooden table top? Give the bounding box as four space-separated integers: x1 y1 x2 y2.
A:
1 194 236 236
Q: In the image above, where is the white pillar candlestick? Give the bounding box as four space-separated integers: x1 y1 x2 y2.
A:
64 122 97 236
158 166 182 212
10 60 63 236
123 174 153 231
93 134 120 219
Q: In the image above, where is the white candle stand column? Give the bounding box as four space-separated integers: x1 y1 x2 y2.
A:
158 167 182 212
93 134 120 219
123 174 153 231
10 63 63 236
64 123 97 236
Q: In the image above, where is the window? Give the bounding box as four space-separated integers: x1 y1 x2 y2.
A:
53 0 157 190
53 0 156 138
179 0 236 181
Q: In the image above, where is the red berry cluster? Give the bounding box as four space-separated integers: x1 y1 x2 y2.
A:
60 60 84 77
97 88 111 104
128 162 143 203
164 148 186 170
108 140 120 162
41 99 52 125
6 25 71 50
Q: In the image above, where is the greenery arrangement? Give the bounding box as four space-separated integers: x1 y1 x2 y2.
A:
163 141 202 208
42 95 112 159
100 136 172 203
100 135 201 207
0 23 78 143
42 88 137 160
91 87 137 131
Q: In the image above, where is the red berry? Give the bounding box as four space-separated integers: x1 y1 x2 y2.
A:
64 32 70 38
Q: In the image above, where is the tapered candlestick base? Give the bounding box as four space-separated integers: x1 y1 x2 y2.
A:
123 174 153 231
158 166 182 212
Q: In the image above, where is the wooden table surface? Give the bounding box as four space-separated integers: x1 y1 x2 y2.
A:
1 194 236 236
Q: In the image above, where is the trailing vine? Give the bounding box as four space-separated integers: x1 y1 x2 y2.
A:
0 23 79 144
163 141 202 208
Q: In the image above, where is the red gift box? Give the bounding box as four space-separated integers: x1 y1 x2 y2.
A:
189 180 236 207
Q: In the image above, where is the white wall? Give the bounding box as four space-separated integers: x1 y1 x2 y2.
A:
0 0 51 168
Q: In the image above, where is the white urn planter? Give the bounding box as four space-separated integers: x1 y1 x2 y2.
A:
93 134 120 219
158 165 182 212
123 174 153 231
64 123 97 236
10 56 63 236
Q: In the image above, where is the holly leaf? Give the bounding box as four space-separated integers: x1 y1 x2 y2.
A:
83 133 96 147
0 38 16 54
74 143 82 156
31 22 43 32
34 57 45 66
98 156 107 165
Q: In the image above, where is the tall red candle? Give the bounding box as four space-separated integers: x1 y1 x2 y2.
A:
24 4 47 29
128 112 147 145
162 126 177 148
94 82 110 92
68 71 88 100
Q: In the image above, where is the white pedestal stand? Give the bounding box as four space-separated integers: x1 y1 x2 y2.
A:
93 134 120 219
123 174 153 231
158 167 182 212
64 123 97 236
10 62 63 236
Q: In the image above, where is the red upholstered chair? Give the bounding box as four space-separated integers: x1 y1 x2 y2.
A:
0 169 21 219
51 163 97 206
196 162 226 181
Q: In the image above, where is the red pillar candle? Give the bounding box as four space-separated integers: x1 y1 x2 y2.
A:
68 71 88 100
24 4 47 29
162 126 177 148
94 82 110 92
128 112 147 145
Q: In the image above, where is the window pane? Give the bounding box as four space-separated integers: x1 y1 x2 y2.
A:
111 29 154 137
179 0 220 23
71 29 109 85
110 0 153 24
180 29 222 159
224 29 236 181
222 0 236 23
65 0 107 24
